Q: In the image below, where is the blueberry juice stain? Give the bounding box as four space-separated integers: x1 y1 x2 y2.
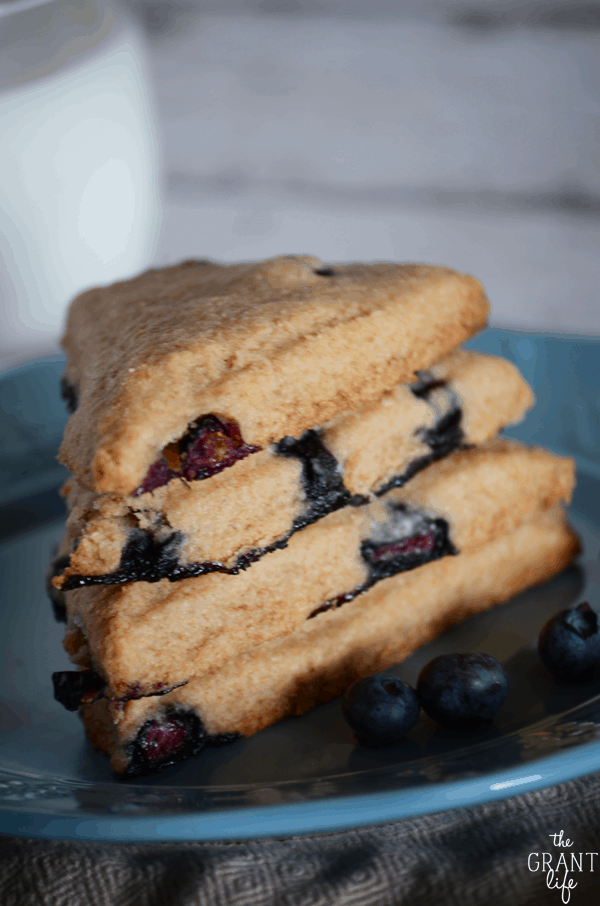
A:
275 429 356 523
376 375 465 496
309 510 456 618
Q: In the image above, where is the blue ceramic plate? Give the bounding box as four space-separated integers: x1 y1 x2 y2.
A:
1 329 599 842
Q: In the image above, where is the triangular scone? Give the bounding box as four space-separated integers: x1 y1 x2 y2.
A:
80 506 579 776
59 257 488 495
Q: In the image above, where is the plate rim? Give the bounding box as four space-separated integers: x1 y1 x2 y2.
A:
1 332 600 841
3 728 600 841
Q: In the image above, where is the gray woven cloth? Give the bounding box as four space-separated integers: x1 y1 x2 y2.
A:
3 774 600 906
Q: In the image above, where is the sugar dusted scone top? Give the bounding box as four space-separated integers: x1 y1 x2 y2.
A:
59 256 489 495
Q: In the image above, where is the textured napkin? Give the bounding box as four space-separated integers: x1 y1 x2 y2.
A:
3 772 600 906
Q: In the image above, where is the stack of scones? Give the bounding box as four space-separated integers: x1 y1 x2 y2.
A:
48 256 579 775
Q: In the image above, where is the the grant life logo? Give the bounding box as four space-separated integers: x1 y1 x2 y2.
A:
528 831 598 903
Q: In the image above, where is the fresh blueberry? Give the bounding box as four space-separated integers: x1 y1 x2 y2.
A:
342 673 420 746
538 602 600 683
416 653 508 728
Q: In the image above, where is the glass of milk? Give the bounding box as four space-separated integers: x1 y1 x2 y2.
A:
0 0 162 364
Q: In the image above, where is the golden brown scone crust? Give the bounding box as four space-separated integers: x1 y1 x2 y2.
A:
55 349 532 584
58 480 134 577
59 257 489 495
56 450 305 581
81 505 579 773
65 439 575 700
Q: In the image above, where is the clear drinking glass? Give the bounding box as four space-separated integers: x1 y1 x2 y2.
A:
0 0 162 364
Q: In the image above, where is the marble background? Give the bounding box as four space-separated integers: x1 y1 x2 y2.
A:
137 0 600 335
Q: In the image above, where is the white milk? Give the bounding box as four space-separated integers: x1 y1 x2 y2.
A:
0 0 162 362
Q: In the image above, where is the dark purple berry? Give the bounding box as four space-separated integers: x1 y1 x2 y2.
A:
342 673 420 746
133 415 259 496
361 513 455 582
538 602 600 683
368 531 435 562
141 716 189 763
417 653 508 728
134 458 175 496
180 415 259 481
126 710 202 775
124 708 241 776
